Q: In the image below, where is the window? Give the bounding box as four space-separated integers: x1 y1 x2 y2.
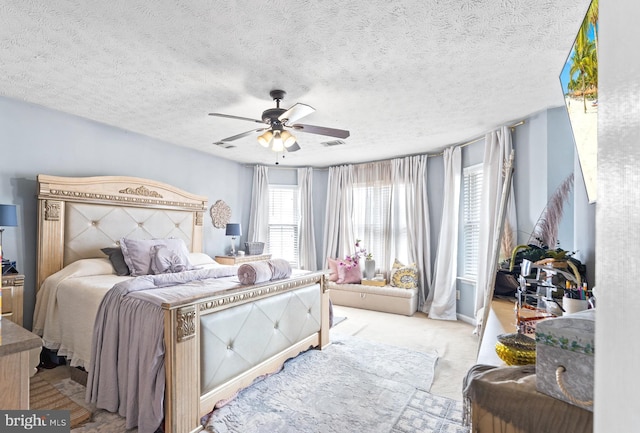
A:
352 182 407 268
268 185 299 268
462 165 483 279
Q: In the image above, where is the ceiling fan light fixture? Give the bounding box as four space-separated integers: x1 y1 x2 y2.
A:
280 130 296 148
257 131 273 147
271 130 285 152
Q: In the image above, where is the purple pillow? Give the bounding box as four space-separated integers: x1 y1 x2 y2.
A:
120 237 193 276
327 257 340 282
268 258 292 280
150 245 187 274
337 263 361 284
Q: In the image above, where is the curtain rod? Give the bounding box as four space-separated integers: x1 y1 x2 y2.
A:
427 119 526 158
244 119 526 169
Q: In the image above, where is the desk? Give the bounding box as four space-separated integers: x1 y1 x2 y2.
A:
0 319 42 409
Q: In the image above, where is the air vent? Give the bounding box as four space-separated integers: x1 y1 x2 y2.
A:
321 140 345 147
213 142 236 149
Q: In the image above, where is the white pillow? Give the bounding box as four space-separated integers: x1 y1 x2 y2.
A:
189 252 219 267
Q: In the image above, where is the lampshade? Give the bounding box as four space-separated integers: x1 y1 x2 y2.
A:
258 129 297 152
280 130 297 148
0 204 17 227
257 131 273 147
271 131 285 152
225 223 242 237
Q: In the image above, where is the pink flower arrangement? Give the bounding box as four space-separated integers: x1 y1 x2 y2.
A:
339 239 372 269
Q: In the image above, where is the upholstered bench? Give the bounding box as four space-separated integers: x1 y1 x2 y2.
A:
327 281 418 316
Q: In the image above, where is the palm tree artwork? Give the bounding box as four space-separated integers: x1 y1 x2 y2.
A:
569 0 598 113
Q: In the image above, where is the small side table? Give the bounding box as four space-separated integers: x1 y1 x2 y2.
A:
0 319 42 409
215 254 272 265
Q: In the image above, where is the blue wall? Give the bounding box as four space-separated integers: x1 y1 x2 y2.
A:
454 106 596 320
0 96 253 329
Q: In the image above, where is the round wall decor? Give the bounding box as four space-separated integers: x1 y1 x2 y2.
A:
210 200 231 228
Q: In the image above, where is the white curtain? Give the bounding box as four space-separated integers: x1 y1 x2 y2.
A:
297 167 317 270
426 146 461 320
322 165 355 265
474 126 514 318
247 165 269 243
323 158 431 308
392 156 431 311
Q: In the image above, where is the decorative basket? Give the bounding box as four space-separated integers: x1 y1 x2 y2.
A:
495 333 537 365
245 242 265 255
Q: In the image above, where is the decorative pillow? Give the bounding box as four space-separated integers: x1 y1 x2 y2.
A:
237 261 272 285
327 257 340 282
268 258 293 280
101 247 131 276
119 237 193 276
337 262 361 284
390 259 418 289
150 245 187 274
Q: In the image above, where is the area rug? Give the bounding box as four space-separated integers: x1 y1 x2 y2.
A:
30 375 92 429
332 315 347 327
202 334 469 433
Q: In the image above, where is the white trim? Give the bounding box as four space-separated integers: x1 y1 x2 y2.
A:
456 313 476 325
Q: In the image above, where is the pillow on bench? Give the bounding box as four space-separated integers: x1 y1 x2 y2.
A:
390 259 418 289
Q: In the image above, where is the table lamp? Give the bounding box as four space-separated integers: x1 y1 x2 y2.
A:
0 204 18 273
225 223 242 256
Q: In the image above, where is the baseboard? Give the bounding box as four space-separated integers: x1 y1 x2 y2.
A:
456 313 476 326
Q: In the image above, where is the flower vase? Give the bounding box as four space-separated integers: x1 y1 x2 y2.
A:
364 259 376 279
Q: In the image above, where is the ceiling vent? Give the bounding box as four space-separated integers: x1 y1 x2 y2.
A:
321 140 345 147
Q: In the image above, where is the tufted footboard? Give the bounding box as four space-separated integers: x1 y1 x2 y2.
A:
163 271 329 433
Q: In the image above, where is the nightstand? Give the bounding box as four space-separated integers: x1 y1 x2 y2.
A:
1 274 24 327
214 254 272 265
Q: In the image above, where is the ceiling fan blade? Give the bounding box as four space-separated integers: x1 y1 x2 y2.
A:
219 128 267 142
291 123 350 139
286 142 301 152
279 103 315 124
209 113 266 124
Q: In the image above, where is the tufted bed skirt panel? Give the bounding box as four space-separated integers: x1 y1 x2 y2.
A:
200 284 322 394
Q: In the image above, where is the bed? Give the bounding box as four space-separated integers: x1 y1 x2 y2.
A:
32 174 330 433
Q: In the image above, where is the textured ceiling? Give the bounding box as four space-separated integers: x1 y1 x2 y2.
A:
0 0 590 167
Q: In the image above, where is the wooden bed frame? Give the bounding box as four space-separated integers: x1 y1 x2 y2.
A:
35 174 330 433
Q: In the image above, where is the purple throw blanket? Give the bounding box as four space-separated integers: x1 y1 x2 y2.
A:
86 267 237 433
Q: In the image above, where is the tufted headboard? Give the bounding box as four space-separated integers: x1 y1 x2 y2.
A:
36 174 207 292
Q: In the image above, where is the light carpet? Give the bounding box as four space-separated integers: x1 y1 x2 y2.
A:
47 334 468 432
203 334 469 433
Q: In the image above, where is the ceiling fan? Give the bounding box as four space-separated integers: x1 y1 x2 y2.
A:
209 89 350 152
